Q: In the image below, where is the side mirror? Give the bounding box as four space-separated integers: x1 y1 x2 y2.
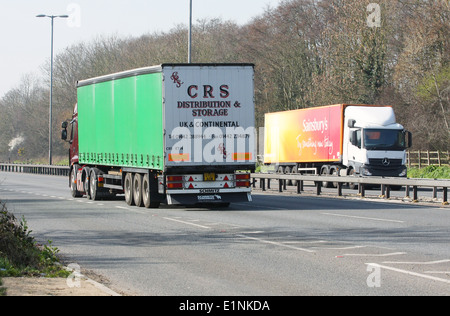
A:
407 131 412 148
61 121 68 141
348 119 356 128
61 129 68 141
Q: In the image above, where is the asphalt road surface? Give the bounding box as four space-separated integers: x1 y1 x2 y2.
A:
0 172 449 296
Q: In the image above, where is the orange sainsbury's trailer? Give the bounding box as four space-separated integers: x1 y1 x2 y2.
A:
264 104 345 165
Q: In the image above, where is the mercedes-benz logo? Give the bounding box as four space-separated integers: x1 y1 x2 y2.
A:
382 158 390 166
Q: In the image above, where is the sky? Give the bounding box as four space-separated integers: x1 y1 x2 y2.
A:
0 0 282 99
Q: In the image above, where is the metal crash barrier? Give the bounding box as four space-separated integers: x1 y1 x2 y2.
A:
252 173 450 205
0 163 70 177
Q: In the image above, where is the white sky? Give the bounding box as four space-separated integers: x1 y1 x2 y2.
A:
0 0 282 98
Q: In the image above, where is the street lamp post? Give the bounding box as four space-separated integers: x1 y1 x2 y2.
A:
36 14 68 166
188 0 192 63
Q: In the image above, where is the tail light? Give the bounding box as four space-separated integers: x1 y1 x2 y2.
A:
167 176 183 182
167 175 183 190
236 173 251 187
167 182 183 189
236 181 251 188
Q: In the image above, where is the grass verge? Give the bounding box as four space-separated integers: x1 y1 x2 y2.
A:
408 166 450 179
0 200 70 295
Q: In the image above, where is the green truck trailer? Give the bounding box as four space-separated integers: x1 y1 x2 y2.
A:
62 64 256 208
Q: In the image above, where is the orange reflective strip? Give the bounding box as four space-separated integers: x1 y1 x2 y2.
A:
233 153 252 161
169 154 190 162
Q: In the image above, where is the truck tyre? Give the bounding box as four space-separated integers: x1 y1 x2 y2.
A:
321 166 331 188
83 167 91 199
133 173 143 207
71 165 82 198
90 169 99 201
348 168 358 190
124 173 135 206
284 166 293 186
142 174 160 209
291 165 298 186
330 166 338 188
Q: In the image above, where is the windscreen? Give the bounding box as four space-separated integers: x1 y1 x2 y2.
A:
364 129 406 151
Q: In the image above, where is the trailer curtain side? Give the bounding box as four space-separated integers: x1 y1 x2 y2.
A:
77 71 165 171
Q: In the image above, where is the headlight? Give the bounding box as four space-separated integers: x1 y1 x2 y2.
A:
399 168 407 177
362 167 372 176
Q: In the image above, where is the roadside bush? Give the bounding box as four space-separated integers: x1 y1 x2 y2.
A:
0 201 69 277
0 278 5 296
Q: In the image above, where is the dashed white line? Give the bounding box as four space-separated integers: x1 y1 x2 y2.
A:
382 259 450 265
366 263 450 285
322 213 405 224
316 245 366 250
163 217 212 229
283 240 327 245
116 206 132 211
341 252 406 257
237 234 316 253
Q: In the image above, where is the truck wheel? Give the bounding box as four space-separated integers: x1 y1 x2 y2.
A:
142 174 160 209
284 166 293 186
90 169 99 201
133 173 143 207
348 168 358 190
83 167 91 199
321 166 331 188
71 165 82 198
124 173 135 206
291 166 298 186
277 166 285 174
330 166 338 188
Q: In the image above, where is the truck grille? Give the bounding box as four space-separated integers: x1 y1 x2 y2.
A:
369 158 403 168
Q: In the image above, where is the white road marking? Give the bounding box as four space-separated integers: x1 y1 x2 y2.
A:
283 240 327 244
322 213 405 223
163 217 212 229
366 263 450 285
340 252 406 257
382 259 450 265
116 206 132 211
237 234 316 253
316 245 367 250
